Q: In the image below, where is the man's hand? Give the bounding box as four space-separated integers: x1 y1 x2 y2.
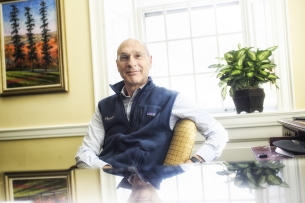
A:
102 164 112 169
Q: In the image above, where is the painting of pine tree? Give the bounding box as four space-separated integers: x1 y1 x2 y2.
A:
2 0 61 89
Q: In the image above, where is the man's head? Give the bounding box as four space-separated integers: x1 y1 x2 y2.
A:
127 175 162 203
116 38 152 93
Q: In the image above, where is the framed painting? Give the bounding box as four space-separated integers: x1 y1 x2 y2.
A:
0 0 68 96
4 170 75 203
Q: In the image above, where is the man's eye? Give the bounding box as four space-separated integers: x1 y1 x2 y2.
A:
120 55 129 61
134 54 143 59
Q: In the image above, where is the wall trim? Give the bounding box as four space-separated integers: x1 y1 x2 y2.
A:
1 110 304 141
0 124 88 140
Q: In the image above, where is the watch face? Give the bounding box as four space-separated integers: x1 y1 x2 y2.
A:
191 157 201 163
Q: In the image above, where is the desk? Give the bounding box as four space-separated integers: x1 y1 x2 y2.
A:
72 157 305 203
278 118 305 137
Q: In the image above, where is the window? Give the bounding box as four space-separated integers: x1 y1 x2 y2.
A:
135 0 286 114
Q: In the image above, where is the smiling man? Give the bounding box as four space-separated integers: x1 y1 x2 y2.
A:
116 39 152 97
75 38 228 171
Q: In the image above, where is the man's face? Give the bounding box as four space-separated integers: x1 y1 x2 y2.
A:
116 39 152 89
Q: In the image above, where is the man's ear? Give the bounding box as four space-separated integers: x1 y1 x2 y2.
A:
149 55 152 69
116 60 119 71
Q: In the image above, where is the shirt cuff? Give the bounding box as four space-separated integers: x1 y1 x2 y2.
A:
195 145 217 162
76 159 110 169
91 159 110 168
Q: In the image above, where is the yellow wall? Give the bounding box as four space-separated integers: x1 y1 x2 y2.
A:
0 0 305 201
287 0 305 109
0 0 94 128
0 0 92 201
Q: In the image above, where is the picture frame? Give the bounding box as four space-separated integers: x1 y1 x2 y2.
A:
4 170 75 203
0 0 68 96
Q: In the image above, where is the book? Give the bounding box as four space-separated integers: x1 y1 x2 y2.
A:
275 147 305 158
275 147 295 157
250 146 286 161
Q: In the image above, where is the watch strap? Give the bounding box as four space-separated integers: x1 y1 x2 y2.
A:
190 156 202 163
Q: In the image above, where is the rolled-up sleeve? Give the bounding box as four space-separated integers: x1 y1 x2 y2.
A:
75 107 109 168
170 93 228 162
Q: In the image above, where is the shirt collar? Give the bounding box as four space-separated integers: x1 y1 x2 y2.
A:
120 83 147 97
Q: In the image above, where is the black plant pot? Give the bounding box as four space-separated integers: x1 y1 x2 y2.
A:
232 88 265 114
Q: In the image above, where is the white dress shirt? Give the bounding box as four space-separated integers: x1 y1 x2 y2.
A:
75 88 228 168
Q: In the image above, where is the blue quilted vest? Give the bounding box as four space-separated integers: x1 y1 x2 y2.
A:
98 77 178 168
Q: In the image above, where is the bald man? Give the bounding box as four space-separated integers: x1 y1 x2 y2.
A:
75 38 228 170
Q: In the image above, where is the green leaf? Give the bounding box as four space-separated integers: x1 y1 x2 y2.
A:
247 50 257 61
259 70 270 77
261 59 271 64
260 64 276 70
231 69 242 76
257 175 266 185
279 182 290 188
257 50 272 61
237 54 246 66
266 174 282 185
246 172 256 185
216 73 224 78
238 43 242 50
255 76 264 81
234 177 244 187
216 170 235 175
246 72 254 78
235 49 246 60
208 64 223 69
236 163 250 168
266 46 278 51
221 86 227 100
268 74 279 80
246 61 254 67
246 179 257 189
224 52 234 61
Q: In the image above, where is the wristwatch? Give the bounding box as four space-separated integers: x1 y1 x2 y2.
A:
190 156 202 163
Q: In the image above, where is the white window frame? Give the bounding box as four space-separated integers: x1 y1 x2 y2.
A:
134 0 293 113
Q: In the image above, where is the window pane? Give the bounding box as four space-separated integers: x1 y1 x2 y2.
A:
193 36 218 73
145 11 166 42
203 165 229 200
152 77 170 89
218 33 243 57
251 0 273 48
216 1 242 34
166 7 190 39
191 4 216 37
171 75 196 102
147 42 169 77
168 40 193 75
261 83 277 111
196 74 223 109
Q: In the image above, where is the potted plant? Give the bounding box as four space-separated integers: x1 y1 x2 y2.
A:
208 44 279 114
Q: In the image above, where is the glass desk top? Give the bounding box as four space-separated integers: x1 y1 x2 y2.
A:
92 157 305 203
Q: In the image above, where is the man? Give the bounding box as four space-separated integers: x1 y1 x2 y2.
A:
75 38 228 169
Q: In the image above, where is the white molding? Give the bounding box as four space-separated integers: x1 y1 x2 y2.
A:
214 110 305 129
1 110 304 141
0 124 88 140
89 0 109 106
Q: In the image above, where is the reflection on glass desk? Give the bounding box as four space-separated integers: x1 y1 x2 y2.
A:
74 158 305 203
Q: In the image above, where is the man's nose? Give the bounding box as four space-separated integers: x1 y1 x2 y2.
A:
127 55 137 66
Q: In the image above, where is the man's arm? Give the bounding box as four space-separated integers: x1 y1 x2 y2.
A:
75 107 111 168
170 93 229 163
